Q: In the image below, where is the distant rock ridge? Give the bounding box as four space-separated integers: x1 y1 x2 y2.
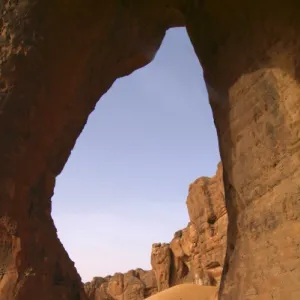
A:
84 269 158 300
85 163 227 299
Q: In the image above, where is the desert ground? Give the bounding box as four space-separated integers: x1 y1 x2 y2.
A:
147 284 217 300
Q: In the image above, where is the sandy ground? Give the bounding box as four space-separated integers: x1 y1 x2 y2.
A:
148 284 217 300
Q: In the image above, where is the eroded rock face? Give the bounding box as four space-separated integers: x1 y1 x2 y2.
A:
185 162 227 286
186 2 300 299
0 0 300 299
85 277 109 300
150 243 172 292
86 164 226 298
151 163 227 290
84 269 157 300
0 1 183 299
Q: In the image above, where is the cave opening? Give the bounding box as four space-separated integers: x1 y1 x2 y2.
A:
51 27 220 285
0 2 299 299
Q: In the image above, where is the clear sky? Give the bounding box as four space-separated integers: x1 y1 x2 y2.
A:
51 28 220 283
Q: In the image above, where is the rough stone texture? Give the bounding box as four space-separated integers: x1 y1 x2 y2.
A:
86 164 226 299
0 0 300 299
185 1 300 299
0 1 184 299
151 163 227 291
84 269 157 300
85 277 108 300
151 243 172 292
185 162 227 286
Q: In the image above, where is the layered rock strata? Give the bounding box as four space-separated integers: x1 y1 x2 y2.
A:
151 163 227 291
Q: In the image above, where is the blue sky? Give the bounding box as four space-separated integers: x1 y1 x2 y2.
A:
51 28 220 282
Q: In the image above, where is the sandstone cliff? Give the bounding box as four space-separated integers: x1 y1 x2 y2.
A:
86 163 227 299
85 269 158 300
1 1 300 299
151 163 227 291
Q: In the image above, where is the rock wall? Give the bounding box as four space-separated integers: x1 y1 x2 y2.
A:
86 163 227 299
186 2 300 298
0 1 184 299
84 269 157 300
151 163 227 291
0 0 300 299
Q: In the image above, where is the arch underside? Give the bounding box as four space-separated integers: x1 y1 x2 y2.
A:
0 0 300 299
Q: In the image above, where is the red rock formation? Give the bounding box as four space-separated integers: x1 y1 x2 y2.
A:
185 162 227 285
86 164 226 299
150 243 172 292
84 269 157 300
0 1 184 299
0 1 300 299
151 163 227 291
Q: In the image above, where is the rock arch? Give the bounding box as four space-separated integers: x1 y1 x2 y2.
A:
0 0 299 299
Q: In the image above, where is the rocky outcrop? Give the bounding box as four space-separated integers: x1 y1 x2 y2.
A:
86 164 226 299
1 0 300 299
84 269 157 300
151 163 227 291
150 243 172 292
0 1 184 299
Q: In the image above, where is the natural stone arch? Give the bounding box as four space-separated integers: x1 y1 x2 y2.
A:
0 0 300 299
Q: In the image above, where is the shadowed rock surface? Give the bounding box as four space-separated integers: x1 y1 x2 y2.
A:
0 0 300 299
